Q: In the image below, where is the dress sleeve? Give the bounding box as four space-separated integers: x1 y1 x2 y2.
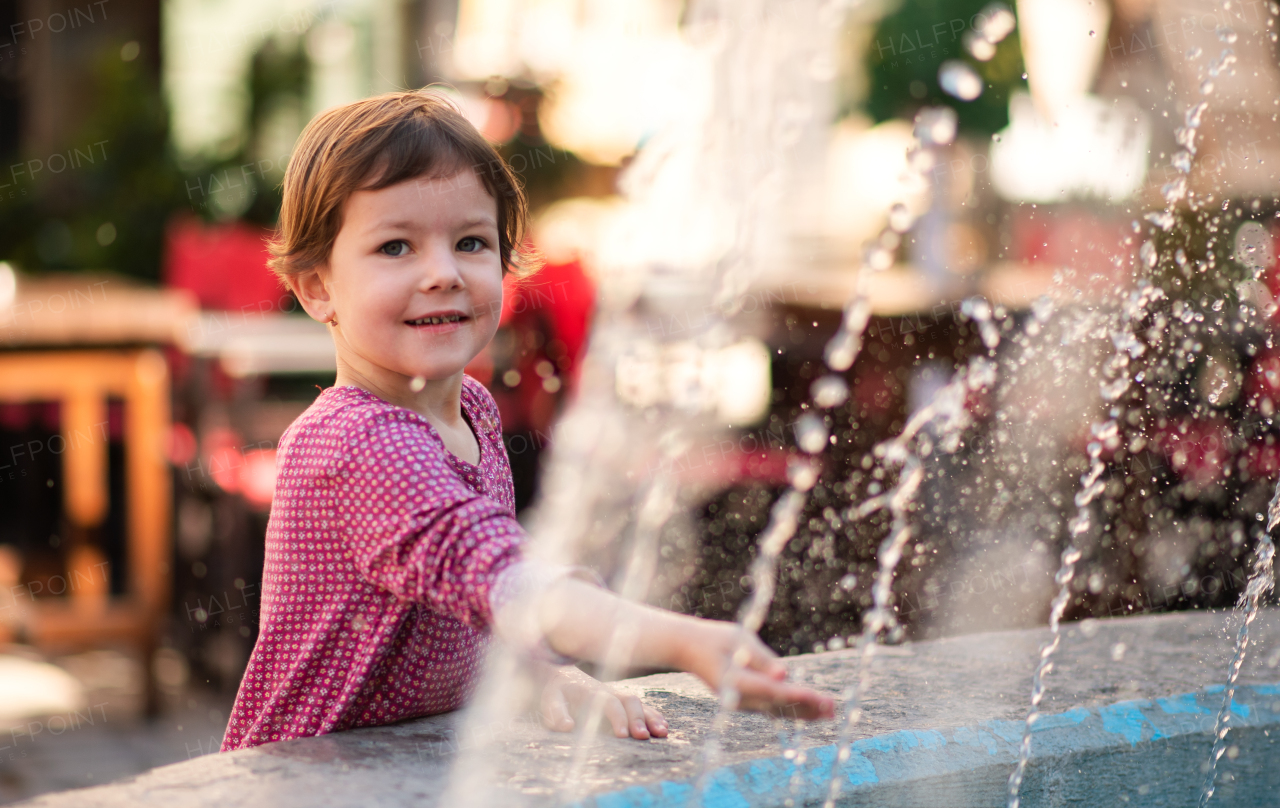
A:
332 407 524 630
463 376 518 511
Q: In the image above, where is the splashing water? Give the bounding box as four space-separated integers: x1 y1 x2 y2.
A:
1198 483 1278 806
560 469 681 801
1006 58 1212 802
698 472 810 780
1208 49 1237 78
811 374 850 409
820 459 922 808
429 0 1274 803
964 1 1015 60
1006 281 1162 808
439 1 845 803
961 297 1001 352
823 350 999 808
686 0 879 788
700 96 942 783
977 2 1016 44
1005 426 1104 808
939 60 984 101
712 114 962 759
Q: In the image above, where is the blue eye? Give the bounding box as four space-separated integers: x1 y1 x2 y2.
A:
380 240 409 256
457 237 486 253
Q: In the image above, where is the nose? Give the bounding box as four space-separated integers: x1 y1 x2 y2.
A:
416 239 466 292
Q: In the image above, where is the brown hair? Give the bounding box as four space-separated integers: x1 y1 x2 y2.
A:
268 90 535 279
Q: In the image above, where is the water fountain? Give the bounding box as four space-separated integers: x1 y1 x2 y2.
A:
21 1 1280 807
430 0 1280 803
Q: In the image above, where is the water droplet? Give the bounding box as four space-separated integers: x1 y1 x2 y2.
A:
977 3 1017 44
1235 221 1274 270
811 375 850 409
1172 149 1193 173
825 331 857 372
991 132 1002 142
913 106 958 146
938 60 983 101
888 202 915 233
1162 175 1188 204
795 413 829 454
1217 25 1238 44
1201 78 1215 95
906 145 936 173
1209 49 1237 77
864 244 895 271
1101 377 1130 401
787 458 819 490
1089 29 1096 36
1020 72 1028 80
1140 240 1158 268
1031 296 1055 322
410 376 426 392
1187 45 1203 59
1120 79 1128 88
964 31 997 61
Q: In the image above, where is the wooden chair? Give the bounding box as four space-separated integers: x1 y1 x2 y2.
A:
0 349 171 714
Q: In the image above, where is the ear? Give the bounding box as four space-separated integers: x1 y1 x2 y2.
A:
285 266 335 324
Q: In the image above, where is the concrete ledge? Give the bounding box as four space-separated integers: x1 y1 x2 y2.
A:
16 608 1280 807
578 683 1280 807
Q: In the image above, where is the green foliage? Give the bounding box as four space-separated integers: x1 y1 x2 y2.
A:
861 0 1026 136
182 35 308 228
0 44 186 281
0 34 308 282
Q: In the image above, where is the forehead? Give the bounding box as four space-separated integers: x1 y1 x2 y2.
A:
344 168 497 226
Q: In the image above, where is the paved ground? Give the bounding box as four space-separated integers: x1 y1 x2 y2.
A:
0 647 234 806
10 608 1280 807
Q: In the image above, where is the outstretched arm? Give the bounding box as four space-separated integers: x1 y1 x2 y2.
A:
527 577 834 720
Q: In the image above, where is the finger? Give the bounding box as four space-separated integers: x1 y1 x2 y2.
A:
733 670 835 720
642 705 668 738
620 694 650 740
741 635 787 680
603 697 631 738
539 686 575 732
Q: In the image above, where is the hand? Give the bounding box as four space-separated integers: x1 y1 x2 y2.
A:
537 665 669 740
530 577 834 722
675 619 835 721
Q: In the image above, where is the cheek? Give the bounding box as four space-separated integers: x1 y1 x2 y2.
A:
473 270 505 318
342 271 402 320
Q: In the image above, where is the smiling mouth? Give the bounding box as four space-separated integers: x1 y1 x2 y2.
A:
406 314 467 326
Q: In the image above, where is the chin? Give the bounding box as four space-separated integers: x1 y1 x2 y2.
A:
401 361 469 382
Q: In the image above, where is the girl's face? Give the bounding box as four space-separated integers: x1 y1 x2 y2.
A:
321 169 504 389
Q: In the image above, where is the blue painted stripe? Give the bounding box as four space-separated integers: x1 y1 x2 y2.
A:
1100 701 1153 745
1156 693 1211 715
571 683 1280 808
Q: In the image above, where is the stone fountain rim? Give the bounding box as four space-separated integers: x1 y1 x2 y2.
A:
570 681 1280 808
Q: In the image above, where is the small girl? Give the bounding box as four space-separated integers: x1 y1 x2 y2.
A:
221 90 832 751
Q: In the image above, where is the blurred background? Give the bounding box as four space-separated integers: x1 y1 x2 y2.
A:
1 0 1279 802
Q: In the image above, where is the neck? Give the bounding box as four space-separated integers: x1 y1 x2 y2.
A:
333 353 466 428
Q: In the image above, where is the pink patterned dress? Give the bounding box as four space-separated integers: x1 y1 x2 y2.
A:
221 378 525 750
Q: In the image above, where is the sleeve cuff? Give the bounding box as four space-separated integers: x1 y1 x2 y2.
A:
489 560 605 665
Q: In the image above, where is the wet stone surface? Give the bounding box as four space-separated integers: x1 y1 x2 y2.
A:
15 608 1280 807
